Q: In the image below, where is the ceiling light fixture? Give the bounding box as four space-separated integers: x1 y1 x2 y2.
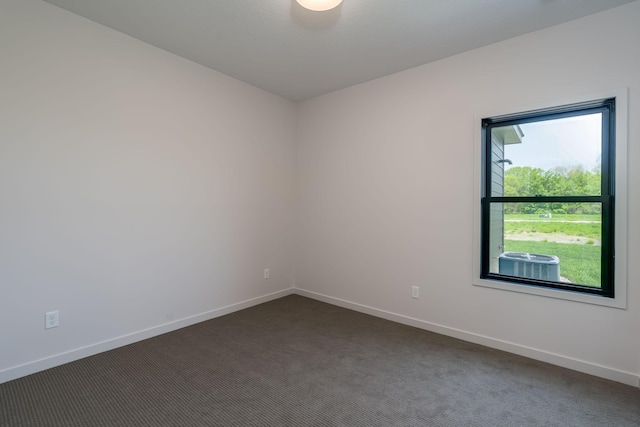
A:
296 0 343 12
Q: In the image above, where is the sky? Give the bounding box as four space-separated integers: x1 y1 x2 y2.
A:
503 113 602 172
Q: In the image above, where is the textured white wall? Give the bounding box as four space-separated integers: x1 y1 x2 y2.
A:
295 2 640 384
0 0 295 381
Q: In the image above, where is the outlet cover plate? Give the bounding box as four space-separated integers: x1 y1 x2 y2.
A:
45 311 59 329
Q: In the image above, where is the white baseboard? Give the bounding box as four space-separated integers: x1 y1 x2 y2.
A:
294 287 640 388
0 287 295 385
4 286 637 389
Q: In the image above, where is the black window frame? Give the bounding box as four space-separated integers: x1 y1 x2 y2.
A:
480 98 615 297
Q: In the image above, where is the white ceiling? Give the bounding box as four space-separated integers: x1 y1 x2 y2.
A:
42 0 636 101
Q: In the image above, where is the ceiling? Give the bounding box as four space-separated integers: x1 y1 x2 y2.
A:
42 0 636 101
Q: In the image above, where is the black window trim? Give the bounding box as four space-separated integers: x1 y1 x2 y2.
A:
480 98 615 298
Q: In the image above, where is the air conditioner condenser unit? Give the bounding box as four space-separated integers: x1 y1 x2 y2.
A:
498 252 560 282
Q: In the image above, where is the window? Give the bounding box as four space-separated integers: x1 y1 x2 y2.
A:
480 98 615 297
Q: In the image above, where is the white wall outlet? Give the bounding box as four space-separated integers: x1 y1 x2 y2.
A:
411 286 420 299
45 311 59 329
264 268 270 279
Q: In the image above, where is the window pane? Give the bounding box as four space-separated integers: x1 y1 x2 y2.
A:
488 202 602 288
491 113 602 197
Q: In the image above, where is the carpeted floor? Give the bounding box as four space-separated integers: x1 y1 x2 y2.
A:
1 295 639 426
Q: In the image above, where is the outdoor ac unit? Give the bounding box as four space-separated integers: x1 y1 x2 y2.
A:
498 252 560 282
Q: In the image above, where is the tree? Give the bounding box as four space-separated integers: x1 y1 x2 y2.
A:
503 166 601 215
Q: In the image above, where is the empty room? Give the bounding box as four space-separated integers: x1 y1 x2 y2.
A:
1 0 639 425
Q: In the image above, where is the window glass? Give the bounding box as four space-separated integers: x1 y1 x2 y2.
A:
491 113 602 197
488 202 602 288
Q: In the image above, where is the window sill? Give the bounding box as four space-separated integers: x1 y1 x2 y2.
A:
473 277 627 309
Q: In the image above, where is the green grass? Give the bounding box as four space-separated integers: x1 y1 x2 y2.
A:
505 213 600 222
504 240 601 287
501 213 602 286
504 221 601 240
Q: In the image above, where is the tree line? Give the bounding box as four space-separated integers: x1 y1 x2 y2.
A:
503 166 601 215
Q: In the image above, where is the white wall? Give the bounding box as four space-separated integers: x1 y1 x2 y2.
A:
295 2 640 385
0 0 295 382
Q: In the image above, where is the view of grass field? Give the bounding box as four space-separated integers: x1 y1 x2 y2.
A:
503 214 601 287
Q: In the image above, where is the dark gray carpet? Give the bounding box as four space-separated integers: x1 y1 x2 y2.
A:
1 295 638 426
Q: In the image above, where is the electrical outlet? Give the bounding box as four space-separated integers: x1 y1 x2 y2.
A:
264 268 270 279
411 286 420 299
45 311 59 329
